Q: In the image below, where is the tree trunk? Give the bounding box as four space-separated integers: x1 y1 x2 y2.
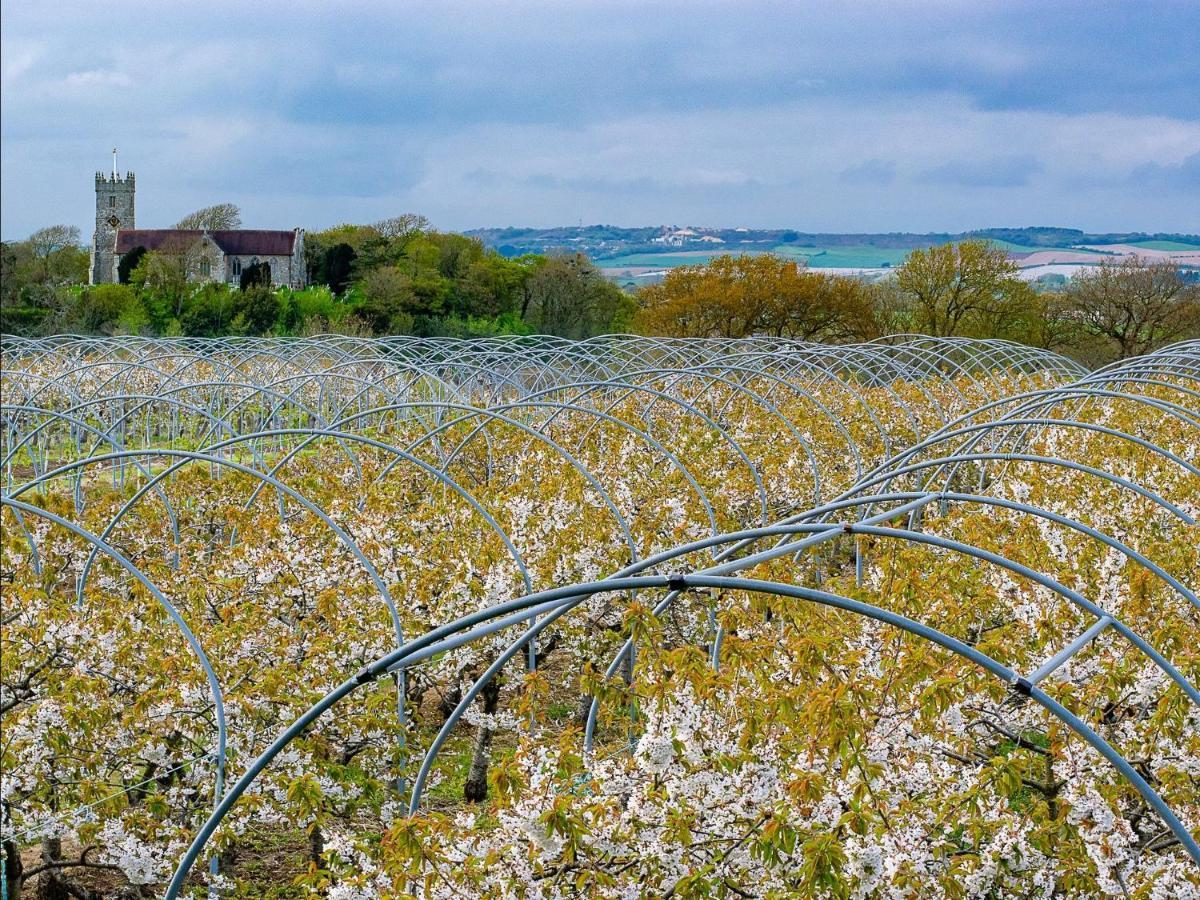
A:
309 824 324 868
463 677 502 803
37 838 68 900
4 839 23 900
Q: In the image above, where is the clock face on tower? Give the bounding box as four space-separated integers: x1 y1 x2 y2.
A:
107 215 121 227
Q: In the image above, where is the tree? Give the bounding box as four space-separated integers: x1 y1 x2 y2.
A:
174 203 242 230
0 241 21 309
390 237 453 325
373 214 429 243
307 243 357 296
309 223 389 274
3 226 90 292
429 232 486 281
358 266 416 333
118 246 147 285
179 284 235 336
73 283 136 334
453 254 536 319
239 261 272 291
1062 255 1200 359
0 225 87 336
230 286 281 335
635 254 879 340
893 240 1028 337
522 253 632 338
27 225 81 258
129 249 190 321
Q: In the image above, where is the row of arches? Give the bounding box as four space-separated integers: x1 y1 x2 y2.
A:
1 336 1195 894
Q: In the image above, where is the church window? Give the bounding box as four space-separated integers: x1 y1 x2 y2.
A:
232 258 242 276
109 195 116 208
199 258 212 277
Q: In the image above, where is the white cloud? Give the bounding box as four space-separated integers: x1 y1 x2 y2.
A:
62 70 133 90
1 0 1197 238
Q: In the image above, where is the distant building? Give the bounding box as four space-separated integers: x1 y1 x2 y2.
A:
90 158 305 288
111 229 306 289
650 227 725 248
91 170 135 286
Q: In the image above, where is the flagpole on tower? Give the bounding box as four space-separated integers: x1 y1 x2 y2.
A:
112 148 118 179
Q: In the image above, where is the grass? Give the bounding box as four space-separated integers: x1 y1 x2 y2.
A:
595 239 1124 271
772 245 913 268
1125 240 1200 251
223 828 310 899
548 700 576 720
978 239 1114 255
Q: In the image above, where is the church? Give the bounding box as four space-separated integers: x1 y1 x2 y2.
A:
90 158 306 289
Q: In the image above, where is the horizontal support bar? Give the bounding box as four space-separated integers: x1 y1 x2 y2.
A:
1028 615 1113 686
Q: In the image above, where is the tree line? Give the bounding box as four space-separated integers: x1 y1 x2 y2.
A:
636 241 1200 363
0 209 635 341
2 210 1197 363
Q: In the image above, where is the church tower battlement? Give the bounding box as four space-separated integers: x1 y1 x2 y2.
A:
91 155 135 285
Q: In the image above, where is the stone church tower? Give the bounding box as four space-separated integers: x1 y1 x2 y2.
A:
91 154 135 285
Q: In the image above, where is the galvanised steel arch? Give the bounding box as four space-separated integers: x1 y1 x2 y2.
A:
2 333 1086 405
162 566 1199 897
0 496 230 884
2 334 1194 895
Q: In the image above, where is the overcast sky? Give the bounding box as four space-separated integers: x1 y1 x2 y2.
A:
2 0 1198 240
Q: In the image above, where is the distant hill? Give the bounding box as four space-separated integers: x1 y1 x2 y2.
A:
465 225 1200 261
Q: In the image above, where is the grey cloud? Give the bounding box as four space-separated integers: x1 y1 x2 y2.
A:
918 156 1044 189
1128 152 1200 191
839 159 896 185
2 0 1199 238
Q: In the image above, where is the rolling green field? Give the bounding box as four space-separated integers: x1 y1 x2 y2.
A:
1126 240 1200 251
597 252 738 268
772 245 916 267
596 238 1197 272
979 239 1101 254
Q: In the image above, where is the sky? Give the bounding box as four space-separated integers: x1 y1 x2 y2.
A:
2 0 1199 241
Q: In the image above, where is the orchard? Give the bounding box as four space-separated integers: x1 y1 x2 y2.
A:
1 334 1197 898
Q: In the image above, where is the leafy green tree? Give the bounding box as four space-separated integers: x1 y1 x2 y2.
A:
396 237 453 313
320 244 358 295
0 226 92 334
116 297 152 335
305 225 379 288
358 267 416 333
73 283 136 334
239 261 272 291
894 240 1028 337
451 253 540 320
130 249 190 321
428 232 485 280
1 225 88 295
0 241 33 330
179 284 235 336
232 286 281 335
118 246 147 285
523 253 632 338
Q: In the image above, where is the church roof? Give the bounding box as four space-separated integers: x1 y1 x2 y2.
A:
115 229 298 256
